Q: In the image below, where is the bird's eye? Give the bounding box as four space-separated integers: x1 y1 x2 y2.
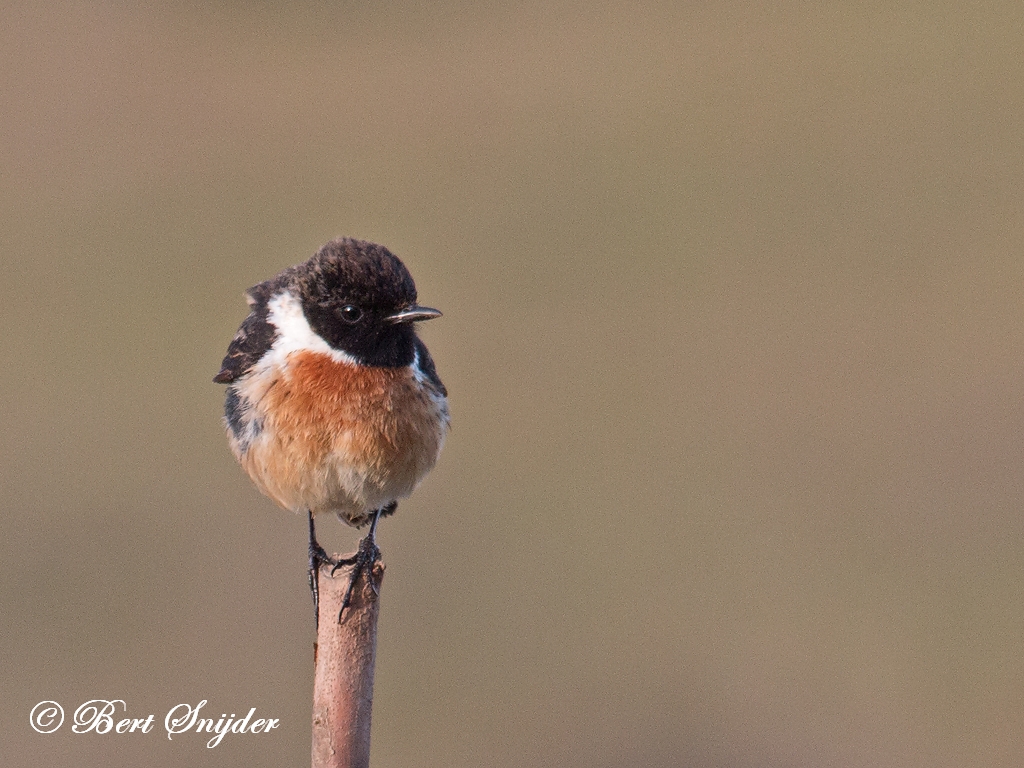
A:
339 305 362 323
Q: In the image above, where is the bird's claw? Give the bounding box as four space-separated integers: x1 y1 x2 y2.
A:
331 534 381 622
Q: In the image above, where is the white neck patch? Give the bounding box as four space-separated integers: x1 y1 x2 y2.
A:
263 290 360 368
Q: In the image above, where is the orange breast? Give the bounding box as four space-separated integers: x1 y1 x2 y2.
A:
236 350 446 524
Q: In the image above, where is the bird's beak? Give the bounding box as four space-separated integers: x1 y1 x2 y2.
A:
385 305 443 324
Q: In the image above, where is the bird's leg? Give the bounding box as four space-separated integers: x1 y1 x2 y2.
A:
331 502 395 622
308 510 340 630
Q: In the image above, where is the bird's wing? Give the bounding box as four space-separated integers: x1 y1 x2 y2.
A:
213 283 278 384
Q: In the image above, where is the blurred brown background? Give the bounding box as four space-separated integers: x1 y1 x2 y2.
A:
3 1 1024 766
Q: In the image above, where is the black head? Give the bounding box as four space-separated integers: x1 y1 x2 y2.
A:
295 238 440 367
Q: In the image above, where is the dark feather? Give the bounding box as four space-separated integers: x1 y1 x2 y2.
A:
213 285 280 384
414 337 447 397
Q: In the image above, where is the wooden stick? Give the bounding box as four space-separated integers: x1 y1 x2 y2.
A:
311 556 385 768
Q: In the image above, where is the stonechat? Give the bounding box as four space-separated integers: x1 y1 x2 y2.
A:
214 238 449 623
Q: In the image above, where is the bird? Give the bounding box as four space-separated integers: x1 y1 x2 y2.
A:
213 237 448 625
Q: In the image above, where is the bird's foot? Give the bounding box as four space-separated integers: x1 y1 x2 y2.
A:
308 512 341 630
330 532 382 622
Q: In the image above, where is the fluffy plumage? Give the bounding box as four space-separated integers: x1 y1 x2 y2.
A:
215 238 448 527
